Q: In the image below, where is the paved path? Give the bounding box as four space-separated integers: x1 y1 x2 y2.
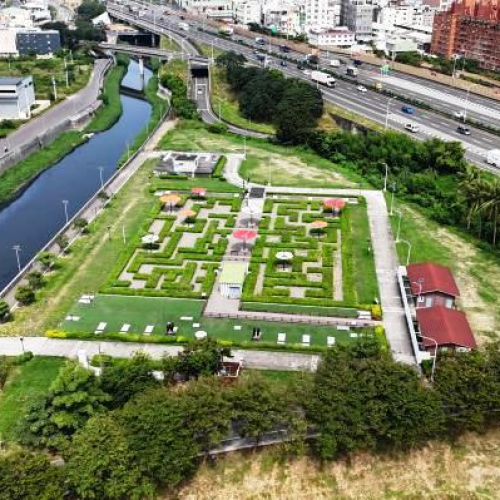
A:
0 337 319 371
0 59 110 161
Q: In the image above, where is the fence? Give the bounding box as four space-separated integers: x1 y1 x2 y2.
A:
0 91 171 303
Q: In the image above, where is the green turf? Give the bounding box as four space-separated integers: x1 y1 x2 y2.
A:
150 175 242 193
60 295 362 347
0 357 65 441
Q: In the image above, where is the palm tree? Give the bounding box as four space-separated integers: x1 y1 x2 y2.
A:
480 179 500 245
459 166 481 230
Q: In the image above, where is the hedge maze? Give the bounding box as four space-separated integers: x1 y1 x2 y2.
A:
242 197 357 312
102 194 242 299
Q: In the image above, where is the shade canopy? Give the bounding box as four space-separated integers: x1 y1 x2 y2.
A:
141 234 159 244
276 251 293 261
179 208 196 218
232 229 258 241
311 220 328 229
323 198 346 210
191 187 207 196
160 194 181 206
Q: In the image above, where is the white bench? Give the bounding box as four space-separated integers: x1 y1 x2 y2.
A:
144 325 154 335
277 333 286 344
350 332 358 338
302 334 311 346
120 324 131 333
94 322 107 334
337 325 350 331
327 336 336 347
234 325 242 331
180 316 193 321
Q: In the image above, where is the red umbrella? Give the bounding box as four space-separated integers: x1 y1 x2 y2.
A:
232 229 257 251
323 198 346 212
191 187 207 197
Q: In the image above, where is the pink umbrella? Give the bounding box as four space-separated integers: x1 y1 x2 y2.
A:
191 187 207 198
323 198 346 214
232 229 257 251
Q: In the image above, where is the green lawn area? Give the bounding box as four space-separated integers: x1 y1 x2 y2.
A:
160 35 181 52
161 59 188 83
60 295 363 348
348 203 380 304
159 121 366 189
0 357 64 441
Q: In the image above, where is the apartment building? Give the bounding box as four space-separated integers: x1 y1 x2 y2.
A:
341 0 374 41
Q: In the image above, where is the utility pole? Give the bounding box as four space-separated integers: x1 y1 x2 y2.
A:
62 199 69 224
13 245 21 273
51 76 58 101
98 166 105 190
65 70 69 88
382 162 388 192
395 210 403 242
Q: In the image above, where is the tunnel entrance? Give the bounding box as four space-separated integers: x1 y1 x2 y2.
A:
189 57 210 78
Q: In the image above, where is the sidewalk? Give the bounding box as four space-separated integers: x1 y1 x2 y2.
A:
0 337 320 372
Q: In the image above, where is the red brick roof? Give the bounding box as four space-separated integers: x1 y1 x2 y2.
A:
407 262 460 298
416 306 476 349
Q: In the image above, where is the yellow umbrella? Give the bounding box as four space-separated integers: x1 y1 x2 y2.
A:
179 208 196 219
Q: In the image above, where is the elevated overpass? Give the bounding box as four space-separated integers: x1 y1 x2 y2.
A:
98 42 180 60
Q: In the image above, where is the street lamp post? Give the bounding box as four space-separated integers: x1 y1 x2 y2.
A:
13 245 21 273
62 199 69 224
385 97 394 131
98 166 105 191
389 182 396 215
463 86 470 123
400 239 412 265
19 336 25 354
382 162 388 192
420 334 438 382
395 209 403 242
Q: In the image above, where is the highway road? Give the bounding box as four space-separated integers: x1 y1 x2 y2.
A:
0 59 110 162
107 2 500 171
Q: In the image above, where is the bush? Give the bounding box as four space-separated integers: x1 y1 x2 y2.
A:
74 217 89 233
26 271 44 290
207 122 228 134
0 300 11 322
15 286 35 305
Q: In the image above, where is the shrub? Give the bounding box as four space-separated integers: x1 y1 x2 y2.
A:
371 304 382 320
26 271 44 290
15 286 35 305
74 217 89 233
0 300 11 322
207 122 228 134
37 251 56 270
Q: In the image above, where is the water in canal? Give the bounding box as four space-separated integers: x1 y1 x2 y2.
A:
0 60 153 289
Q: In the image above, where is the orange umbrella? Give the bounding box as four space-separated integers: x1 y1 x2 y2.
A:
323 198 346 211
311 220 328 229
191 187 207 197
160 194 181 205
179 208 196 219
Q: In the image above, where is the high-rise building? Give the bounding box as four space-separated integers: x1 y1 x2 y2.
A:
431 0 500 70
341 0 374 41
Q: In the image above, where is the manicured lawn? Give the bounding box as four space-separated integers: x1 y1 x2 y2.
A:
348 203 380 304
60 295 363 347
0 357 64 441
150 175 241 193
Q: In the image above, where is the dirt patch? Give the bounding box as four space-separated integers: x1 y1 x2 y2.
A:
175 430 500 500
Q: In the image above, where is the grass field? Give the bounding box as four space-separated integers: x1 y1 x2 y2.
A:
0 357 64 441
60 295 359 347
159 121 366 188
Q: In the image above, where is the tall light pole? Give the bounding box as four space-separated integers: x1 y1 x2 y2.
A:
62 199 69 224
389 182 396 215
19 336 25 354
98 166 105 190
420 334 438 382
382 162 388 192
463 86 470 123
385 97 394 130
400 239 412 265
13 245 21 273
395 209 403 242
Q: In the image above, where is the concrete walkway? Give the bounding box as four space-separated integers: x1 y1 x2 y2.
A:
0 337 319 372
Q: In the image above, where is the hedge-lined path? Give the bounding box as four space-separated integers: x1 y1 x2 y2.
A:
334 229 343 302
0 337 319 371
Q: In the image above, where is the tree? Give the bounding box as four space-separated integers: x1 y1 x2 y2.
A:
26 271 44 290
66 414 155 500
100 353 160 409
21 361 111 450
37 251 56 270
55 234 68 251
118 388 201 486
0 300 11 322
15 286 35 305
74 217 89 234
308 341 444 459
0 450 65 500
176 337 230 380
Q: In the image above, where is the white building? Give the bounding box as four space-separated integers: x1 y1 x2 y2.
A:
234 0 261 25
0 6 34 28
218 262 248 299
302 0 339 31
341 0 374 42
308 26 355 47
0 28 18 56
177 0 234 20
0 76 35 120
263 0 301 35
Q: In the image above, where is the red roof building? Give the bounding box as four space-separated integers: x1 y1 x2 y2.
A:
407 262 460 309
416 306 477 351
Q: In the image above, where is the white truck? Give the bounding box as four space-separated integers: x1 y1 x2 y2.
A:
311 70 336 88
487 149 500 167
179 21 189 31
346 66 358 77
329 59 341 67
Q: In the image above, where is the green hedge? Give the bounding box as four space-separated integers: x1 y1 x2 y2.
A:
240 301 360 317
212 155 227 179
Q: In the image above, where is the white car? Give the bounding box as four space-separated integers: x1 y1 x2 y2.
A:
454 110 466 119
357 85 367 93
197 88 203 94
405 123 420 133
